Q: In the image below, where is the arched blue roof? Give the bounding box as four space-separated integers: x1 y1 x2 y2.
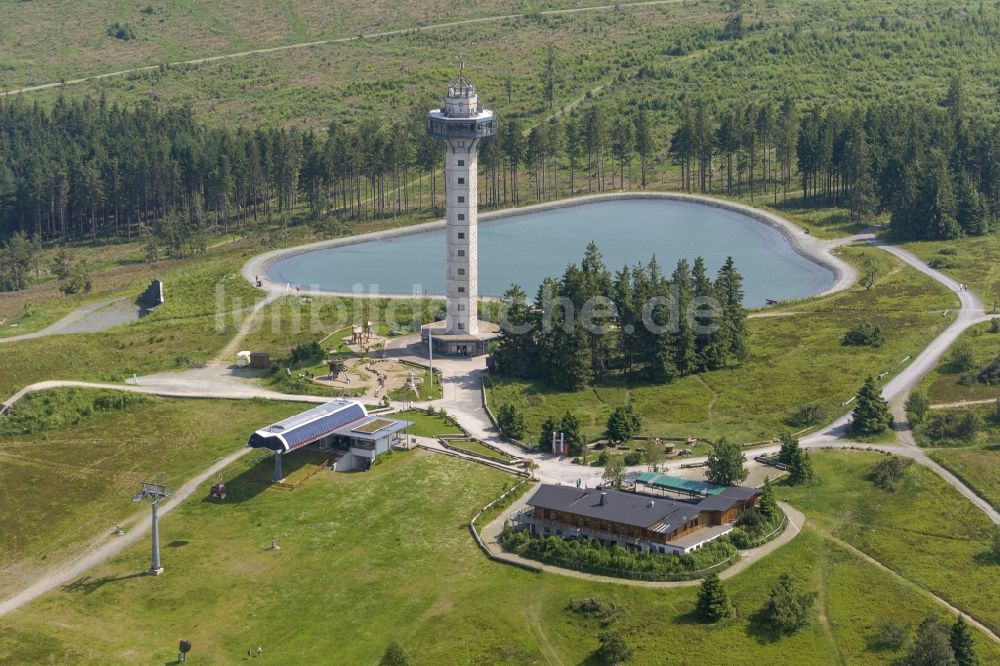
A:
248 400 368 453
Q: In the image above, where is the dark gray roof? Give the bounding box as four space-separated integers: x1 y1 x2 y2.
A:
695 494 743 512
718 486 760 501
527 483 760 532
526 485 700 530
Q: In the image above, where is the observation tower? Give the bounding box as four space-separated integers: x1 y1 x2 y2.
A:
424 64 498 356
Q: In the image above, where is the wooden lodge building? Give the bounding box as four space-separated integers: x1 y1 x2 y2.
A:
520 483 761 555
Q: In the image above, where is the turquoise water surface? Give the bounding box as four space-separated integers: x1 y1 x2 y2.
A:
268 199 833 308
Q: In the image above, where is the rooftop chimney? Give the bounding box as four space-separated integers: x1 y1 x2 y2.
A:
600 491 608 506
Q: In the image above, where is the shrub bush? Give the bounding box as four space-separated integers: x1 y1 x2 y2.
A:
499 527 736 581
868 457 911 491
567 596 622 626
978 354 1000 385
921 411 982 444
785 403 827 428
842 322 885 347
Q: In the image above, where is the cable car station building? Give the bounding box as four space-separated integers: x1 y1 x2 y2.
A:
247 399 412 480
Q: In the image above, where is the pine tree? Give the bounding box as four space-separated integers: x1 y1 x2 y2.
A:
715 257 748 362
759 477 780 522
695 573 733 622
905 615 957 666
950 616 978 666
759 573 815 634
538 416 557 449
788 446 815 485
561 411 584 455
691 256 725 371
671 258 698 374
379 641 412 666
855 378 895 433
606 403 641 445
777 432 799 464
851 376 894 436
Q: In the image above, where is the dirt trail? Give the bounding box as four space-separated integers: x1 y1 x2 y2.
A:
1 0 696 97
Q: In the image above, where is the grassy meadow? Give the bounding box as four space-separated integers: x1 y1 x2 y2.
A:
2 450 999 664
918 320 1000 405
0 389 310 592
488 246 958 444
780 451 1000 635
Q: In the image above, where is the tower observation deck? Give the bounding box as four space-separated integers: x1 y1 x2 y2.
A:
424 66 498 355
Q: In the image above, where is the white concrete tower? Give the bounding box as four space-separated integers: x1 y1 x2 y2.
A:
427 65 496 335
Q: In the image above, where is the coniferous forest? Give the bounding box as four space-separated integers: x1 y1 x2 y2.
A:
0 77 998 291
491 243 748 390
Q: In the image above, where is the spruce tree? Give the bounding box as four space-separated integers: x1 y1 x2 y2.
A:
379 641 412 666
606 403 641 445
538 416 557 449
671 258 698 375
788 446 815 485
691 256 725 370
715 256 748 362
905 615 957 666
695 573 733 622
777 432 799 465
561 411 583 455
759 477 780 523
851 376 894 436
950 616 978 666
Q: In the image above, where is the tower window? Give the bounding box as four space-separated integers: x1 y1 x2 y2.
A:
458 304 465 311
458 214 465 220
457 177 465 184
457 196 465 203
458 287 465 293
458 250 465 257
457 232 465 239
458 268 465 276
458 323 464 330
457 160 465 166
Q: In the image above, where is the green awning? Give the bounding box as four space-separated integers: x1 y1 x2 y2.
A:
634 472 726 496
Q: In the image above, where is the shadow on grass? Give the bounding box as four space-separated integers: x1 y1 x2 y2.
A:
62 571 147 595
202 450 331 505
744 607 786 645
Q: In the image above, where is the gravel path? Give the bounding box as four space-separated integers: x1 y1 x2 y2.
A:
0 297 142 345
0 446 252 618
